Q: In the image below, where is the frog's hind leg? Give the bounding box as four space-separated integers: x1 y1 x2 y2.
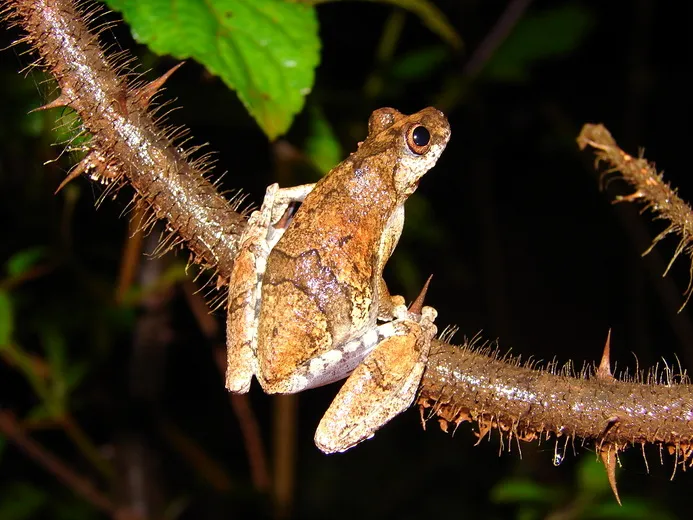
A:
313 305 437 453
226 208 267 392
226 183 315 393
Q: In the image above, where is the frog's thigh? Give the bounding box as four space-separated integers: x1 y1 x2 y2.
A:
226 182 316 393
226 211 268 392
227 242 266 391
313 320 432 454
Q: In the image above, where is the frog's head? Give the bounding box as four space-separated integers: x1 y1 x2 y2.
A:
367 107 451 201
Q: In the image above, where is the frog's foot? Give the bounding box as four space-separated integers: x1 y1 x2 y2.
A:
313 309 437 454
225 182 315 393
393 302 437 334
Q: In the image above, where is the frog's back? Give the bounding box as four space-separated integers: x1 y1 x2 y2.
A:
256 159 395 391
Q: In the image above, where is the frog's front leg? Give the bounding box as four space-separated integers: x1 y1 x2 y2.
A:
313 304 437 453
226 182 315 393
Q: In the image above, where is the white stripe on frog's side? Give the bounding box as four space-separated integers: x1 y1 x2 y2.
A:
284 325 386 393
309 349 342 375
278 305 439 394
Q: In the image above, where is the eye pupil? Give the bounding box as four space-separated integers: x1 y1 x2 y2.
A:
412 126 430 147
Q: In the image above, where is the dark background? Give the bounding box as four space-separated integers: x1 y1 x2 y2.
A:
1 0 691 518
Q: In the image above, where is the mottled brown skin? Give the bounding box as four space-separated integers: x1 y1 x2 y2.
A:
258 107 451 389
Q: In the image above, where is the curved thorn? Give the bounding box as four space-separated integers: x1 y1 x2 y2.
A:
30 94 70 113
54 154 91 194
599 445 622 506
409 274 433 315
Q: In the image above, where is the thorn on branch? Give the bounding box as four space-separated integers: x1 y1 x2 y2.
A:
409 274 433 315
597 329 614 380
133 62 185 109
598 444 622 506
30 93 70 112
55 149 119 194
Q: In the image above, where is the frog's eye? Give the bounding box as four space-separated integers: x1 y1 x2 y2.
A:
406 125 432 155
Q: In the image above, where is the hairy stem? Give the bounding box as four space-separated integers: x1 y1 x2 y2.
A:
420 339 693 456
579 123 693 308
3 0 246 279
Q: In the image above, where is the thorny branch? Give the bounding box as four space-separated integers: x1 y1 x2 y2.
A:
578 124 693 309
3 0 693 505
3 0 247 283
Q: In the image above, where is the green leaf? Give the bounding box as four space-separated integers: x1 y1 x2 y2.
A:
105 0 320 139
305 107 342 174
64 362 88 392
589 498 675 520
483 4 593 82
42 329 69 414
390 45 449 81
402 195 444 245
43 328 67 377
490 478 556 505
120 262 189 306
308 0 462 50
52 497 102 520
577 455 611 497
5 247 46 279
1 343 51 402
0 290 13 345
53 110 87 147
26 404 54 424
0 482 48 520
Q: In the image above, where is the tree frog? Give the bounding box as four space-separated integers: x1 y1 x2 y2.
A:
226 107 451 453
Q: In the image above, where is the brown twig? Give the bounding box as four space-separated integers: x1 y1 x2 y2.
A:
462 0 534 78
0 410 143 520
184 282 272 492
115 207 146 304
59 414 114 482
231 393 272 492
272 395 297 520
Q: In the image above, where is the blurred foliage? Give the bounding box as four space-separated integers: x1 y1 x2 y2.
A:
491 456 674 520
482 4 594 82
1 0 691 519
304 106 343 174
305 0 463 50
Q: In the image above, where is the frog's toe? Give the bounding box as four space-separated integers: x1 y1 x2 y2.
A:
420 305 438 324
392 303 437 326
